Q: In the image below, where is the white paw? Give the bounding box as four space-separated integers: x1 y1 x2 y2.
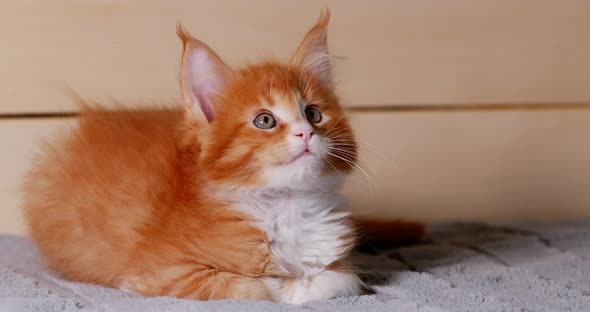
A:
285 271 363 305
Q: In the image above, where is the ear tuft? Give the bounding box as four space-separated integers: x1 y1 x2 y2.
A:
177 23 233 123
176 23 192 43
291 9 332 85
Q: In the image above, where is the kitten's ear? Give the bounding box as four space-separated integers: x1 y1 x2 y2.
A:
290 9 332 85
177 24 233 123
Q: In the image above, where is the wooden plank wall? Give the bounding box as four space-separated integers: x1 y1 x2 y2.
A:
2 1 590 234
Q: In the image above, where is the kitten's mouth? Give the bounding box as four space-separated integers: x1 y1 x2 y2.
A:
286 149 313 164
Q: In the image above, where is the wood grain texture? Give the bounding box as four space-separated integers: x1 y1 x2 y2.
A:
2 110 590 235
345 111 590 223
1 0 589 114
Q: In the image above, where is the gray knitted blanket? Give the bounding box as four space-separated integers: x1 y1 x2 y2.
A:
1 221 589 312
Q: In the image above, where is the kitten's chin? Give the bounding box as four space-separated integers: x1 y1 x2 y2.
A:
261 157 343 191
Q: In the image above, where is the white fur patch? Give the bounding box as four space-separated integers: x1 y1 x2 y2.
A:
234 186 349 277
211 173 362 303
284 270 362 304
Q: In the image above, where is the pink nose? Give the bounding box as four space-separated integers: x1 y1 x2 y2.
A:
294 129 314 143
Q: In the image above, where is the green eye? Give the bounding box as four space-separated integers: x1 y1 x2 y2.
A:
305 106 322 124
253 112 277 129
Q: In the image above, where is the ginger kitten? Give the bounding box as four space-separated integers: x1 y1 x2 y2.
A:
23 10 423 304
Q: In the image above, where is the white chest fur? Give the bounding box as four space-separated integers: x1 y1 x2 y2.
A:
226 188 352 277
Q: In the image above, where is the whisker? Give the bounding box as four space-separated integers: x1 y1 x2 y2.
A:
321 154 345 181
327 140 384 160
323 125 349 138
323 114 346 136
327 138 374 147
327 151 374 190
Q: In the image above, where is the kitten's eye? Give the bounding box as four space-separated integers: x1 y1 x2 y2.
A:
253 112 277 129
305 106 322 124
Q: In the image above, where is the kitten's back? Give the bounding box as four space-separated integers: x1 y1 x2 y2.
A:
22 108 184 285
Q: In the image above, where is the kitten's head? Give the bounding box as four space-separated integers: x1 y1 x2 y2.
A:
178 10 356 190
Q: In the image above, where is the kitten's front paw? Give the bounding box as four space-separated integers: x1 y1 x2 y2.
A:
283 270 363 305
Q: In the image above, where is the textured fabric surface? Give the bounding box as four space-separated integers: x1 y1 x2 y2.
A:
1 221 589 312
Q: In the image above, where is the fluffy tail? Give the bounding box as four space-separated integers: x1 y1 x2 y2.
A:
351 218 426 248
